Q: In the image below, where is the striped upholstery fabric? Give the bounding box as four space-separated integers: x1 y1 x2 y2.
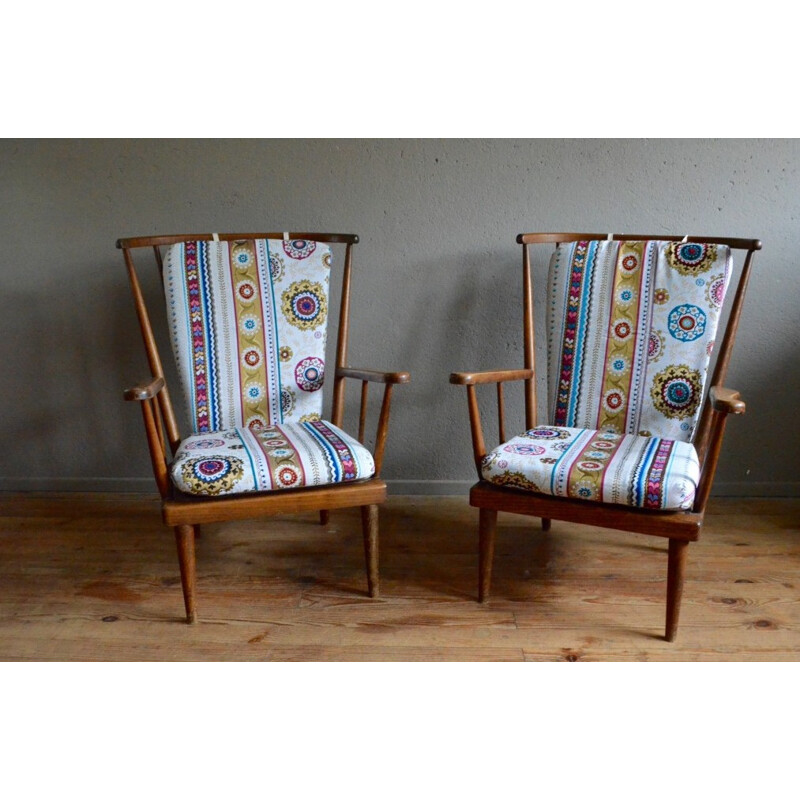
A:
170 420 375 496
164 238 331 434
546 240 731 442
481 425 699 510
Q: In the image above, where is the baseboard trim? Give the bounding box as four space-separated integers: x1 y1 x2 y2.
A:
386 480 473 496
0 477 797 498
0 478 155 493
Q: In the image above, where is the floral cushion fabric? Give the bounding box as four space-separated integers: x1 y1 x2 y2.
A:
546 240 731 442
481 426 699 511
170 419 375 497
164 238 331 435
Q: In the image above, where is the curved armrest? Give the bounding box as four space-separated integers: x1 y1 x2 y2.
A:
123 376 169 496
336 366 410 384
333 367 409 476
450 369 535 473
709 386 746 415
124 376 165 401
450 368 534 386
693 386 747 513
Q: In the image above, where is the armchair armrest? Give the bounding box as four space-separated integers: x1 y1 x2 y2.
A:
709 385 746 415
336 366 410 384
450 368 535 473
333 366 410 475
124 376 165 401
123 375 170 497
449 368 534 386
693 386 747 514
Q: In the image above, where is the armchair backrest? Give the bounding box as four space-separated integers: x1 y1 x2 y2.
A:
516 234 761 459
163 238 330 434
118 232 359 451
546 239 731 442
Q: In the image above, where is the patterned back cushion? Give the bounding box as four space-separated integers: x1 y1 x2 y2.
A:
164 238 331 434
546 240 731 442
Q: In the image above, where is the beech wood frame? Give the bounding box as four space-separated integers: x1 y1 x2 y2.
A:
450 233 761 641
118 232 409 622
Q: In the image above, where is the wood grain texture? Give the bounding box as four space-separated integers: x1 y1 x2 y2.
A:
0 494 797 661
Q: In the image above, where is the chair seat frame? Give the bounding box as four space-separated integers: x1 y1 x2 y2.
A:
451 232 760 641
119 232 409 622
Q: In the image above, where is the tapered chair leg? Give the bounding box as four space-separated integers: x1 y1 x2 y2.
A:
360 505 379 598
541 518 551 531
478 508 498 603
665 539 689 642
319 511 329 526
174 524 197 624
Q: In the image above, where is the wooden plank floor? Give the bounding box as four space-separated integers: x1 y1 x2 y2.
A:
0 493 797 661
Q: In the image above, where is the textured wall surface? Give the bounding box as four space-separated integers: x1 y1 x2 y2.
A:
1 139 797 495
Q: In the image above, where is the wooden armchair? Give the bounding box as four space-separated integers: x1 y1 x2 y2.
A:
451 233 760 641
119 233 409 622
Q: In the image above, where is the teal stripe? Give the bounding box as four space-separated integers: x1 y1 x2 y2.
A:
550 430 586 496
236 427 261 490
263 240 283 423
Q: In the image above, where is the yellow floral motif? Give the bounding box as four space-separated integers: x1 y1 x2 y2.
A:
665 242 717 276
650 364 702 419
492 471 542 493
598 240 644 433
282 280 328 331
181 456 244 496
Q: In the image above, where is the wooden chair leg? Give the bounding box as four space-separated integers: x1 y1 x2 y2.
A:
478 508 498 603
174 524 197 624
360 505 379 598
665 538 689 642
319 511 329 526
541 518 551 531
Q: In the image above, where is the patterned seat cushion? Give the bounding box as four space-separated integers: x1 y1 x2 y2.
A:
170 419 375 496
481 425 699 510
547 240 731 442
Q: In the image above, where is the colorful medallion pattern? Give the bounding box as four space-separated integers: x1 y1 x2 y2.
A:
283 239 317 260
665 242 717 276
180 456 245 496
667 304 706 342
650 364 702 419
282 280 327 330
295 356 325 392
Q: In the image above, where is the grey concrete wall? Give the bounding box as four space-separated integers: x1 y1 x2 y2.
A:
1 139 797 495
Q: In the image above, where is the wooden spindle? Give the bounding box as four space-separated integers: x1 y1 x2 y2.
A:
358 380 369 443
496 382 506 444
